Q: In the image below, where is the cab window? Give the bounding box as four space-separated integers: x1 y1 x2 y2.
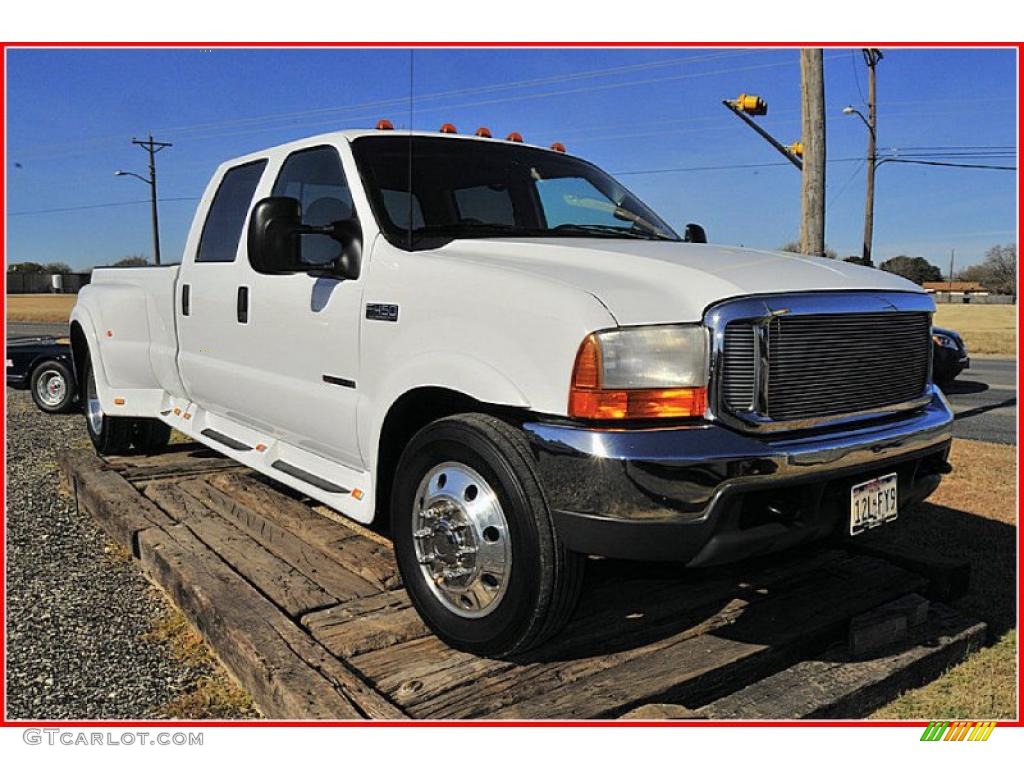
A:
196 160 267 263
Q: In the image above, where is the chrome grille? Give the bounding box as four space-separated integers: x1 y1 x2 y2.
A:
718 310 932 425
722 323 757 411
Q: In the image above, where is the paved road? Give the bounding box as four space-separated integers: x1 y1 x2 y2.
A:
7 322 1014 443
6 321 69 339
942 357 1017 445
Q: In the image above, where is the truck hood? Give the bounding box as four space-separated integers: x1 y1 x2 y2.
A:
435 238 926 325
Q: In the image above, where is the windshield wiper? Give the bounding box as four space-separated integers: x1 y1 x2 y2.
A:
551 223 674 241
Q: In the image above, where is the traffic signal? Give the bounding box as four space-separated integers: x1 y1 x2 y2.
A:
733 93 767 116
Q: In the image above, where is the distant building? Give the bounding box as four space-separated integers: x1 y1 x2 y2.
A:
921 281 990 303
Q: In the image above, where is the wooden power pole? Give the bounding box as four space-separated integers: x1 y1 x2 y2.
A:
799 49 826 256
861 49 883 265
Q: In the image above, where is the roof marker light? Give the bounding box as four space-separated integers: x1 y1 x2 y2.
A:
439 123 458 134
475 126 492 138
375 119 394 130
506 131 524 143
550 142 567 153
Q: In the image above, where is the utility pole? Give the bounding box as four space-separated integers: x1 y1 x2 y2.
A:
118 135 173 265
799 49 826 257
861 49 883 266
948 249 955 304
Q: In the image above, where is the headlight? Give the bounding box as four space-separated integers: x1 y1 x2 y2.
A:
569 325 708 420
933 333 959 350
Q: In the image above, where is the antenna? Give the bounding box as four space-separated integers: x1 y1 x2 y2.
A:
407 48 414 250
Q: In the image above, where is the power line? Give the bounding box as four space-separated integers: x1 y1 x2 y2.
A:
879 158 1016 171
8 196 198 217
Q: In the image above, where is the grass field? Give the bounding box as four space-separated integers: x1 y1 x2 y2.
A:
933 303 1017 356
6 294 77 324
871 438 1018 720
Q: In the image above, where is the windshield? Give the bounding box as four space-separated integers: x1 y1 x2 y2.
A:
351 135 679 250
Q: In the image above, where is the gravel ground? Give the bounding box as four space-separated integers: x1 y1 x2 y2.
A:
4 388 251 719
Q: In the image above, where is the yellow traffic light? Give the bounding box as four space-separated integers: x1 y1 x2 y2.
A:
734 93 768 116
789 141 804 158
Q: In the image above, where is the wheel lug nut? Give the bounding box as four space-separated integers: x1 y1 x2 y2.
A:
413 527 433 539
418 554 436 565
457 545 478 556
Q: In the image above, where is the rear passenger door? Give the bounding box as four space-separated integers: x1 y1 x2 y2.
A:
177 159 268 418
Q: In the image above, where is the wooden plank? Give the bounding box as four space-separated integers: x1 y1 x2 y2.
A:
143 481 336 618
302 591 431 657
108 443 246 482
59 449 177 556
844 539 971 603
138 523 405 719
207 472 401 591
352 549 850 716
484 556 927 719
696 602 986 720
169 478 381 603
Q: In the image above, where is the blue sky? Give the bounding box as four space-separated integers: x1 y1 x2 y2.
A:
5 47 1017 271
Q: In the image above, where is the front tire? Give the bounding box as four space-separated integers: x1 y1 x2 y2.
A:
391 414 584 658
30 360 77 414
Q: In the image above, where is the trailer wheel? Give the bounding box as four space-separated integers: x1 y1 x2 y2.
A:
391 413 584 658
82 356 133 455
30 360 78 414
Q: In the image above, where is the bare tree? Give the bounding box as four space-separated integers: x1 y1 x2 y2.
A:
959 244 1017 295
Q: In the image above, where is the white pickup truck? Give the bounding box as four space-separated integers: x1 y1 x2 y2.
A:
71 126 954 656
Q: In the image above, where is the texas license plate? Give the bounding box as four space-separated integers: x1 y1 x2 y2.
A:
849 473 898 536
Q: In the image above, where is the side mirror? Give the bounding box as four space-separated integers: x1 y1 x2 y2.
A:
683 223 707 244
248 196 362 279
248 197 302 273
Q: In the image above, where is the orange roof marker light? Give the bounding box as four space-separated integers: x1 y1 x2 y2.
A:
439 123 458 134
550 142 567 153
375 119 394 130
475 126 493 138
506 131 524 143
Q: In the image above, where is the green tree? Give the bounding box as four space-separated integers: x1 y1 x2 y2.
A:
7 261 46 273
879 255 942 285
779 241 838 259
44 262 72 274
111 255 149 267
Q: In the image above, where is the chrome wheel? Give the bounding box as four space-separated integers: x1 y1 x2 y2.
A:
35 370 67 407
85 368 103 435
412 462 511 618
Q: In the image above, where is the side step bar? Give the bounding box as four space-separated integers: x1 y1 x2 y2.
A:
201 428 252 452
271 459 349 494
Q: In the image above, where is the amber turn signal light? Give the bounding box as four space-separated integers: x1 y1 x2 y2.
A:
506 131 524 143
439 123 458 134
568 333 707 420
376 119 394 130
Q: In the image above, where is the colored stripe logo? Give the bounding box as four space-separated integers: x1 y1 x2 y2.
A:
921 721 997 741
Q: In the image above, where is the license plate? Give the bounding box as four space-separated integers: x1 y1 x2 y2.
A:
849 473 898 536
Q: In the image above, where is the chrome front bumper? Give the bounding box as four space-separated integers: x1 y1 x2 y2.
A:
524 385 954 565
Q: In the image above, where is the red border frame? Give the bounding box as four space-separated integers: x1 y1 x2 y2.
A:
0 40 1020 729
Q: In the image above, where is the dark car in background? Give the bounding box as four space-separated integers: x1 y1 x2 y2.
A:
6 335 78 413
932 326 970 385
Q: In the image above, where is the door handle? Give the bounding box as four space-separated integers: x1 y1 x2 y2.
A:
237 286 249 324
181 284 190 316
